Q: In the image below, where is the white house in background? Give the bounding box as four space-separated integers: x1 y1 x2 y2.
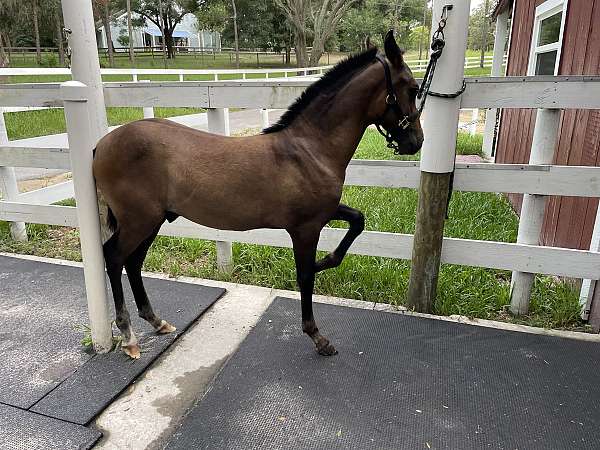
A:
97 12 221 50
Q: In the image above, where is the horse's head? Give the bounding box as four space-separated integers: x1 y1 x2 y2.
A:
368 31 424 155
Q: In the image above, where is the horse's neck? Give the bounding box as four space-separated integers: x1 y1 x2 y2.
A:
286 68 378 173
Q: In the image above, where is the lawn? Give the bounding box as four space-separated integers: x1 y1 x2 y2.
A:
0 124 584 331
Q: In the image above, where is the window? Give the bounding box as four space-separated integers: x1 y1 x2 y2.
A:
528 0 568 76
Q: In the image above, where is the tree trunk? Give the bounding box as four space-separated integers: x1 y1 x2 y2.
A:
285 46 290 64
54 8 65 66
231 0 240 69
165 31 175 59
294 31 307 67
0 33 9 70
309 39 323 66
126 0 135 63
480 0 490 68
32 0 41 65
102 3 115 67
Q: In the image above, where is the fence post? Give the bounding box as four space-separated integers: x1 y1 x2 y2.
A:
141 80 154 118
207 108 233 272
470 108 478 135
407 0 470 313
61 0 108 141
482 9 509 158
580 204 600 320
61 81 113 353
60 0 112 351
0 108 27 241
261 109 269 129
509 108 560 315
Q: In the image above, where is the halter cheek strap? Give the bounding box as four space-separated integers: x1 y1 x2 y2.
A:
375 54 414 131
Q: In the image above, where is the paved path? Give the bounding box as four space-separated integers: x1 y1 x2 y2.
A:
9 109 284 182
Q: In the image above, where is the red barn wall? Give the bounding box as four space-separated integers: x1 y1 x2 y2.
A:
495 0 600 249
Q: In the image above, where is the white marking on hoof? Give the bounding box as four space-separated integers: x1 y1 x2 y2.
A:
122 343 141 359
156 320 177 334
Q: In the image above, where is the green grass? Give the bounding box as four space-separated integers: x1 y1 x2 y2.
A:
4 107 203 140
0 125 584 330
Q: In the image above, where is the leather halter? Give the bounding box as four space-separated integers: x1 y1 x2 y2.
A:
375 54 419 130
374 54 420 153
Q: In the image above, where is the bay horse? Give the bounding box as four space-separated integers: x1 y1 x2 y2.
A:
93 31 423 359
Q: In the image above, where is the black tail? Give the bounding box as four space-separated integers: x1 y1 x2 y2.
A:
107 206 118 233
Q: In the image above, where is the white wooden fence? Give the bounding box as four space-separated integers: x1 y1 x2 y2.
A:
2 77 600 283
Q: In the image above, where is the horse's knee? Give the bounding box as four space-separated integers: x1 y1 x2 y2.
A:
352 211 365 233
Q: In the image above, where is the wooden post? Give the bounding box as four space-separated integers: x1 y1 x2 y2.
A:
0 108 27 241
407 0 471 313
62 81 113 353
207 108 233 272
509 109 560 315
482 9 509 158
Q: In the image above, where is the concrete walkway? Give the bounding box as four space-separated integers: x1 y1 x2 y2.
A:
9 109 284 182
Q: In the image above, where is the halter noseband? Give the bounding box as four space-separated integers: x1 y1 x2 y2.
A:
374 54 420 154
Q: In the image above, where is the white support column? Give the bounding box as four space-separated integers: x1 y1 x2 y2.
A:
61 81 113 353
61 0 108 142
0 108 27 241
179 73 184 82
579 205 600 320
510 109 560 315
132 73 138 82
60 0 112 351
261 109 269 129
141 80 154 118
482 9 509 158
207 108 233 272
470 108 478 135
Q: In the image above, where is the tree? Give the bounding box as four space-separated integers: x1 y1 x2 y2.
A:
31 0 41 64
231 0 239 68
336 0 426 53
467 2 494 53
479 0 490 67
132 0 199 59
93 0 117 67
126 0 135 63
274 0 359 67
0 0 18 68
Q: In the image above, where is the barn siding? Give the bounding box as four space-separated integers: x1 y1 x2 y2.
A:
495 0 600 250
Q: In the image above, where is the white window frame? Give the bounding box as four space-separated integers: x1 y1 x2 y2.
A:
527 0 568 76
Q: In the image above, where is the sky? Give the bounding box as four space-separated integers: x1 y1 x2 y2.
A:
471 0 485 11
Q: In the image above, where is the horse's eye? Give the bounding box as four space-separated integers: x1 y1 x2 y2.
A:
409 87 419 100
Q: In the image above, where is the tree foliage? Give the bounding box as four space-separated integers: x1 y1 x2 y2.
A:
467 2 494 52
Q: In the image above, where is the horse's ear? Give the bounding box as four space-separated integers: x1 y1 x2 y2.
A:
384 30 404 67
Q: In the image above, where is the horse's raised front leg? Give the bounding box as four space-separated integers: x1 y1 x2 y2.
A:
289 224 337 356
315 204 365 273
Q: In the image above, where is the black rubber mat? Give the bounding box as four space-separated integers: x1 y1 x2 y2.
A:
0 403 101 450
167 297 600 450
0 255 224 425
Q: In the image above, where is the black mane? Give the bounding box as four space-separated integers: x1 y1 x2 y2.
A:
263 47 379 134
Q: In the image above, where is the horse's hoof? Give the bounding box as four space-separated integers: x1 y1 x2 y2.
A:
317 341 338 356
122 344 141 359
157 320 177 334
